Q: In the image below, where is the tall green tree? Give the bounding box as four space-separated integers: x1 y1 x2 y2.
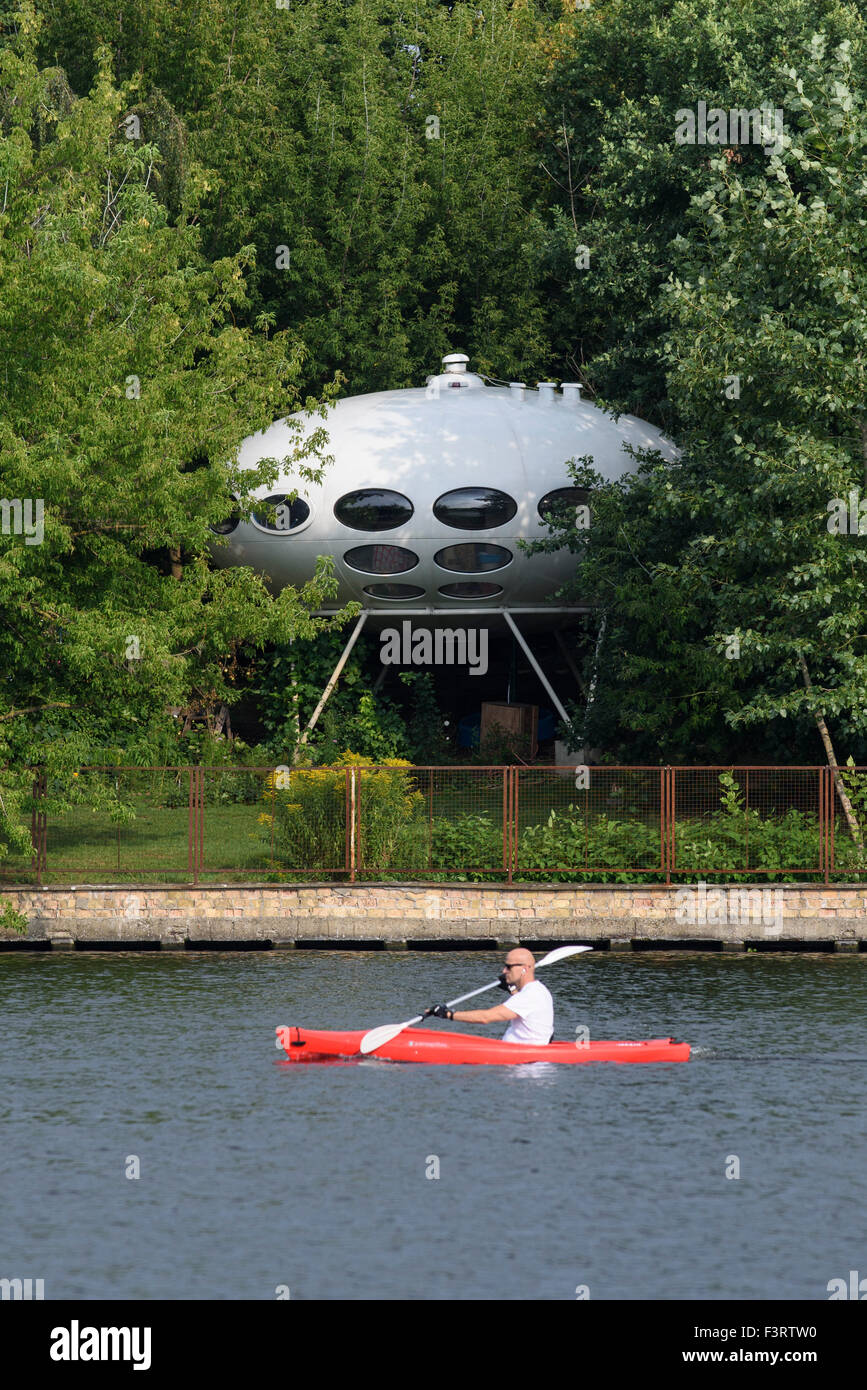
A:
35 0 552 396
537 30 867 813
661 32 867 829
535 0 865 424
0 6 342 860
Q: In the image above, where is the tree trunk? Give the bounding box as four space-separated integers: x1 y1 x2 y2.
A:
169 547 183 580
798 652 862 849
288 659 301 743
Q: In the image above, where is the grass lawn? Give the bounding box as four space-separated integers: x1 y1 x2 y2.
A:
1 802 282 884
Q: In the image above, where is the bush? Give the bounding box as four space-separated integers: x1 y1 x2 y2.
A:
261 752 427 876
255 765 867 884
430 813 505 878
0 900 27 934
518 808 660 880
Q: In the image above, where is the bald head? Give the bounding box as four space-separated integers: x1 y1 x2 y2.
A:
503 947 536 989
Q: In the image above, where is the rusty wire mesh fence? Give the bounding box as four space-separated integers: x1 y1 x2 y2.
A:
3 764 867 885
513 767 665 880
356 766 510 879
829 764 867 877
32 767 196 885
669 767 826 879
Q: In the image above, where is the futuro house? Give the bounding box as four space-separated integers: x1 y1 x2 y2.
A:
209 354 677 722
210 353 675 612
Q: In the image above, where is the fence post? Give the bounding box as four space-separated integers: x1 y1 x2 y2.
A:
828 767 833 884
661 767 670 885
502 767 509 883
198 766 204 882
348 767 357 883
31 770 46 888
187 768 194 883
31 772 39 886
510 766 517 885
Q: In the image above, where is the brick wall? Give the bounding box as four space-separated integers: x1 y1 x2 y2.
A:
2 883 866 947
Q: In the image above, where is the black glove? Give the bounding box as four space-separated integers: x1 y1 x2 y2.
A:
424 1003 453 1020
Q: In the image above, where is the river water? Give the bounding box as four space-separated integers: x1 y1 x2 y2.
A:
1 949 864 1301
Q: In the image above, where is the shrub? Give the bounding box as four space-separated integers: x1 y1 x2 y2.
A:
0 900 27 934
518 809 659 881
262 752 426 876
430 813 505 878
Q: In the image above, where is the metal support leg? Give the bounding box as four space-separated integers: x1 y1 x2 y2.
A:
502 611 570 725
296 613 368 756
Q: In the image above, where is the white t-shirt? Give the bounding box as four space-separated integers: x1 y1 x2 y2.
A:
502 980 554 1045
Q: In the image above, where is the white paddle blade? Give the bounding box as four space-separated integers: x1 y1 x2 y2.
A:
536 944 592 967
359 1019 420 1055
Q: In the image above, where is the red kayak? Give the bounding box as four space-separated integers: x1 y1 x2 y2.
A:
276 1025 690 1065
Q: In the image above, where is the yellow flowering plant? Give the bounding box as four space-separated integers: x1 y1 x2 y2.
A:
262 753 426 876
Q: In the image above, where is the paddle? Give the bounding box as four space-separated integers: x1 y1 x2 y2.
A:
358 944 593 1055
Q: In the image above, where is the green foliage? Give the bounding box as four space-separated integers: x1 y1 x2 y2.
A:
524 456 747 760
35 0 552 398
518 809 659 882
0 768 38 867
430 813 504 878
840 758 867 826
660 33 867 762
262 753 426 877
254 631 413 764
315 693 408 766
400 673 451 765
255 637 457 766
424 771 867 881
531 18 867 771
0 9 348 853
671 773 823 879
6 0 867 796
536 0 865 420
0 900 28 934
254 631 363 752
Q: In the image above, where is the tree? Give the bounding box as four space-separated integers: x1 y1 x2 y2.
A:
534 0 863 423
535 29 867 829
35 0 553 396
661 32 867 833
525 456 748 762
0 7 343 862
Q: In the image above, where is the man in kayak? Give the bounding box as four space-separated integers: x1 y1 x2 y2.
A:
424 947 554 1044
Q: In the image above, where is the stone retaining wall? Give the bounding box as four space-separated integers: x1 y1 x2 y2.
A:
1 883 866 949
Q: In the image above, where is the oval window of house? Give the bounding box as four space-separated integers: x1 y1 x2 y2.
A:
537 487 591 522
434 542 512 573
362 583 426 600
343 545 419 574
252 495 311 532
209 499 241 535
433 487 517 530
438 581 503 599
334 489 414 531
